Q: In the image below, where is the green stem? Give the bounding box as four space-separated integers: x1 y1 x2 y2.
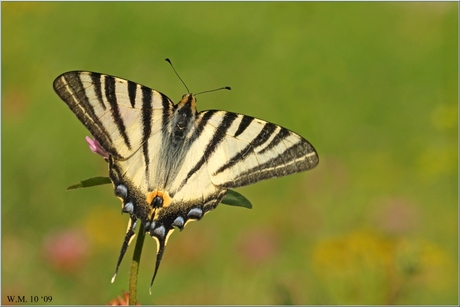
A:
129 222 146 305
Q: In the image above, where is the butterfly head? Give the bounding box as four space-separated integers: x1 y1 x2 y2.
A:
176 93 198 120
178 93 197 110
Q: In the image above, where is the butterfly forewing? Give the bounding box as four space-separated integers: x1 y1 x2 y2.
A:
53 71 173 160
198 110 318 188
53 70 318 290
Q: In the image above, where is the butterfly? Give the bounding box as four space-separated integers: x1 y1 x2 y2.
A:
53 65 318 290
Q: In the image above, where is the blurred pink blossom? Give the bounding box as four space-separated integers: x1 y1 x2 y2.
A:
107 290 140 305
237 227 279 265
85 136 109 159
43 229 89 274
373 198 420 234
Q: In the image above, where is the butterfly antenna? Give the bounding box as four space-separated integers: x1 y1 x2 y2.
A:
195 86 231 96
165 58 190 93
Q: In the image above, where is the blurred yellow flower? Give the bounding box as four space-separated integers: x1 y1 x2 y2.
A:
311 229 456 304
84 205 127 250
431 103 457 132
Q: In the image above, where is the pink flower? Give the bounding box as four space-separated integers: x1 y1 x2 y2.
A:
85 136 109 159
42 229 89 274
237 227 279 265
107 290 141 305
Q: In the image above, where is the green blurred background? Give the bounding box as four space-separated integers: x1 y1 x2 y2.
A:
2 2 457 305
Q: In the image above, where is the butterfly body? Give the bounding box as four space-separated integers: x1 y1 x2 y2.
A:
53 70 318 288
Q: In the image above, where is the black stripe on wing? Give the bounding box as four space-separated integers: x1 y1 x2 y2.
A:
177 111 239 192
141 86 153 178
90 73 107 110
234 115 254 137
104 75 132 151
258 126 291 155
160 92 174 132
54 72 124 158
214 120 277 176
224 140 318 188
194 110 218 140
127 80 137 108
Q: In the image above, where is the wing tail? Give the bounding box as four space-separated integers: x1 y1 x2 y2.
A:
149 234 167 295
111 215 137 283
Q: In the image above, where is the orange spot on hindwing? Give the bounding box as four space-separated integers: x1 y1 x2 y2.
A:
146 190 172 220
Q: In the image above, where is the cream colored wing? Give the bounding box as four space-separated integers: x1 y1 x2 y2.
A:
53 71 174 160
170 110 318 198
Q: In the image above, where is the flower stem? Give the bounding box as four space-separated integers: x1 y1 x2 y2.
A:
129 222 146 305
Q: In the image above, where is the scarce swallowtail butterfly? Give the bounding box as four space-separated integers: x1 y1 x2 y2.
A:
53 64 319 290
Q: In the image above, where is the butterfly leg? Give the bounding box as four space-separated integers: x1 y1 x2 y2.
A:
111 214 137 283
